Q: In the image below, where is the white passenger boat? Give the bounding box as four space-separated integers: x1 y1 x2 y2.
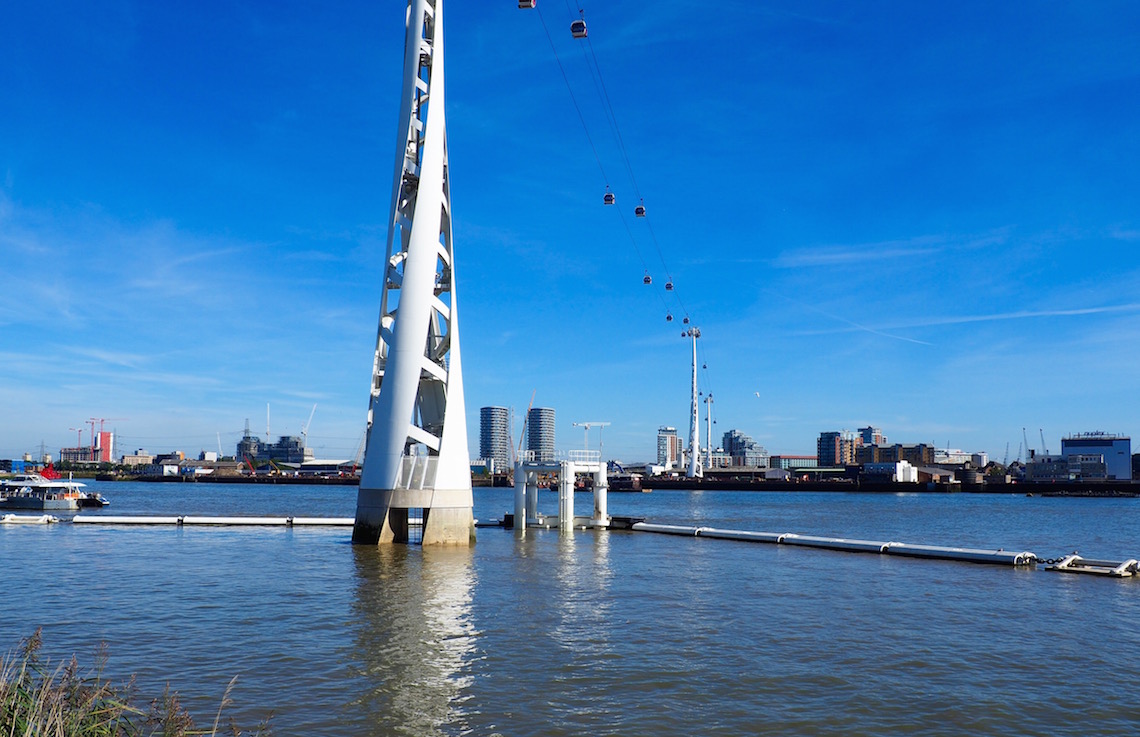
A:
0 473 109 511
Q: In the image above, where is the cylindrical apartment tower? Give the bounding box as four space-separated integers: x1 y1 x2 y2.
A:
526 407 556 463
479 406 511 471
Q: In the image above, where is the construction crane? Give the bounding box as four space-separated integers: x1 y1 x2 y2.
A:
301 404 318 445
352 431 367 474
517 390 536 458
87 417 126 460
572 421 611 455
1022 427 1032 461
1039 429 1048 456
1002 442 1009 466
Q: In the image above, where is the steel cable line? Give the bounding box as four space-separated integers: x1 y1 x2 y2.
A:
614 203 672 315
535 4 659 284
558 4 691 323
528 2 697 327
562 0 639 199
535 5 611 188
547 4 719 455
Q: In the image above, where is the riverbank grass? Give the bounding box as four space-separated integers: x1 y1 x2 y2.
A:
0 630 269 736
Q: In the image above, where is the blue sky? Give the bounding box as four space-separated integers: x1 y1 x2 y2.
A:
2 1 1139 464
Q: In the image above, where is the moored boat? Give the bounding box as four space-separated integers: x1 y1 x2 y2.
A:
0 473 109 511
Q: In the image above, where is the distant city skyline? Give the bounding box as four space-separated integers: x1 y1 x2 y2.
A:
2 2 1139 463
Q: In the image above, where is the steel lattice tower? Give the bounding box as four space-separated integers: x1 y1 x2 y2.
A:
353 0 474 545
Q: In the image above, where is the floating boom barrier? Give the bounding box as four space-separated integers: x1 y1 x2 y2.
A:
629 522 1138 574
1045 555 1139 578
72 516 354 527
0 514 60 525
23 514 1140 577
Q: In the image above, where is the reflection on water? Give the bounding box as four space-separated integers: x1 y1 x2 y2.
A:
4 485 1140 736
553 531 613 657
350 545 476 736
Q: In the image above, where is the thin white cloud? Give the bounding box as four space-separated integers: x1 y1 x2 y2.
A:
769 291 933 345
62 347 152 369
283 249 343 262
775 244 942 268
821 313 933 346
799 304 1140 336
773 229 1011 269
906 304 1140 329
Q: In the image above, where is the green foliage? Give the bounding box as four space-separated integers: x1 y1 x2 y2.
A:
0 630 271 736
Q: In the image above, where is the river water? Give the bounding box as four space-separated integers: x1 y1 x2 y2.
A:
1 482 1138 736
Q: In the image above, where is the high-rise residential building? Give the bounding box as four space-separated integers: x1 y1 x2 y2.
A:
96 431 114 463
818 430 857 466
657 426 680 467
479 406 511 471
1060 432 1131 480
527 407 556 463
857 426 886 446
722 429 769 467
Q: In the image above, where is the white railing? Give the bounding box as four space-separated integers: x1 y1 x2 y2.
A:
396 454 438 490
515 449 601 465
517 449 559 464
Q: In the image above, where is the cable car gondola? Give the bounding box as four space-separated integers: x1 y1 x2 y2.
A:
665 280 673 291
604 189 615 205
519 0 536 8
634 202 646 217
643 273 652 285
682 317 689 325
571 17 587 38
665 312 673 323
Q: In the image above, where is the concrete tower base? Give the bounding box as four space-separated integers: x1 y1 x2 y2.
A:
353 487 475 546
422 507 476 546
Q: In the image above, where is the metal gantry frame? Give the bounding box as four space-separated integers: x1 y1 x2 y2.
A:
354 0 474 546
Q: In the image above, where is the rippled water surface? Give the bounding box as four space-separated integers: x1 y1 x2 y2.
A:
2 483 1139 735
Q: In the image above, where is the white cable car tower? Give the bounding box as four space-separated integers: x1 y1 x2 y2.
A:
685 327 702 478
353 0 474 546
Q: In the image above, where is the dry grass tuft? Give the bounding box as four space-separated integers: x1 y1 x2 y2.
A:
0 629 271 736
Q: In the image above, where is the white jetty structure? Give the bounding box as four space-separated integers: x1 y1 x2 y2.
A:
513 451 611 535
354 0 474 546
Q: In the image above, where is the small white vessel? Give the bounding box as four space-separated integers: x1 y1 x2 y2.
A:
0 473 109 511
0 514 60 525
